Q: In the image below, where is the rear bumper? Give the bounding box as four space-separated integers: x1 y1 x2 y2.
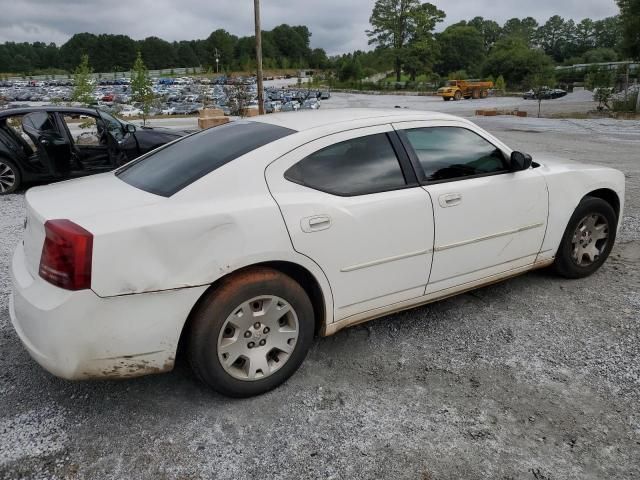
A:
10 243 207 380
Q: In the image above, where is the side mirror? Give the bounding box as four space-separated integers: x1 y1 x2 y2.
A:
510 151 532 171
125 124 136 134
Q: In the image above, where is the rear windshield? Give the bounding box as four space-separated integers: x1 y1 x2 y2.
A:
116 121 295 197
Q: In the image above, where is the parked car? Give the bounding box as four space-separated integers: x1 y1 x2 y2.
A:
264 101 276 114
281 101 300 112
523 88 567 100
119 105 143 117
9 109 624 397
301 99 320 110
0 106 189 193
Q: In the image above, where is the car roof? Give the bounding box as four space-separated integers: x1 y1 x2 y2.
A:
251 108 462 133
0 106 99 119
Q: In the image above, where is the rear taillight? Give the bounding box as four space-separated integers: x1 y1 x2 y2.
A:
39 219 93 290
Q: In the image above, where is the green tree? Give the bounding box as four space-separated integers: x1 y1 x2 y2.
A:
72 54 94 105
60 33 98 71
535 15 571 61
525 64 556 118
483 36 554 87
338 55 363 82
130 51 154 125
435 25 485 77
586 68 614 110
367 0 445 81
139 36 176 69
206 29 237 71
502 17 539 46
574 19 596 54
593 16 623 51
582 48 619 63
467 17 502 51
309 48 329 69
616 0 640 59
495 74 506 93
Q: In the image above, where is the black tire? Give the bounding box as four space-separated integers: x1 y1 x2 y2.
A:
454 91 462 101
188 267 314 397
0 157 21 195
553 197 617 279
443 97 451 101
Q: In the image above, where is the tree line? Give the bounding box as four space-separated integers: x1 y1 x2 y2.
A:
0 24 329 75
335 0 635 88
1 0 637 90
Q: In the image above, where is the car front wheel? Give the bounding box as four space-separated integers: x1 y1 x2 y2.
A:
188 267 314 397
553 197 617 279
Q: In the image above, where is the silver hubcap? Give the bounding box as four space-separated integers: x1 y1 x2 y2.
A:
571 213 609 266
0 161 16 193
217 295 299 381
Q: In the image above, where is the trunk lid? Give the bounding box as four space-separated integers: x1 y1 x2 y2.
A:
23 173 162 278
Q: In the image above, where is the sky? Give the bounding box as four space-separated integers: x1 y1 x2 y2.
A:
0 0 620 55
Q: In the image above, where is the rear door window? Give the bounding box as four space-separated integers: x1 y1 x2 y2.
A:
116 121 295 197
284 133 406 196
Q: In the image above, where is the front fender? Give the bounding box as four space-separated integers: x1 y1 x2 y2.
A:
536 157 625 261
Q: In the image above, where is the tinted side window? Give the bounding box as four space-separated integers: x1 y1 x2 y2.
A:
404 127 507 182
285 133 406 196
22 112 56 132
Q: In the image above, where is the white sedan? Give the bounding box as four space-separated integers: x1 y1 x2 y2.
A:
10 109 625 397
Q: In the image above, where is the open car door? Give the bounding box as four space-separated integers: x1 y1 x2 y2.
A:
97 110 129 167
22 111 72 176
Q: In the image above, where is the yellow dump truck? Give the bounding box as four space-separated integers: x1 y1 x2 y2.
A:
438 80 493 101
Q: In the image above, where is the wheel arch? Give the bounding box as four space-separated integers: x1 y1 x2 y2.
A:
176 260 330 359
584 188 620 220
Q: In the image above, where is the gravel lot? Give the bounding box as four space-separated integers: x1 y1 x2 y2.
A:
1 99 639 479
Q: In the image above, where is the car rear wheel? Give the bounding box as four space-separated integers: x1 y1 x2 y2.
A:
0 158 21 194
188 267 314 397
553 197 617 279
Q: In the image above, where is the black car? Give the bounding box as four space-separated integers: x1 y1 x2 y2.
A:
0 106 189 194
523 88 567 100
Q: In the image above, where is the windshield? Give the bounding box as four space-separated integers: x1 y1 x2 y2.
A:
116 121 295 197
446 81 457 87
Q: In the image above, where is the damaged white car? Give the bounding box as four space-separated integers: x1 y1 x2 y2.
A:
10 109 625 397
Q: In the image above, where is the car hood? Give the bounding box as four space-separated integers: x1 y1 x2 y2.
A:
532 154 623 178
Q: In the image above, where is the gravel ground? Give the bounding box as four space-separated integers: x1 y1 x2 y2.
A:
1 111 639 479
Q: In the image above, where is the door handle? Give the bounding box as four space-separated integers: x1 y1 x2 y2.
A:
301 215 331 233
439 193 462 208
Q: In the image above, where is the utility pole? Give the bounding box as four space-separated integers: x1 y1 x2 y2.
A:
215 48 220 74
254 0 264 114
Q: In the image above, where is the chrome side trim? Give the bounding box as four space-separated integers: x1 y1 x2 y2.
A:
338 284 425 310
429 252 538 285
340 248 432 273
434 222 545 252
322 257 554 337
